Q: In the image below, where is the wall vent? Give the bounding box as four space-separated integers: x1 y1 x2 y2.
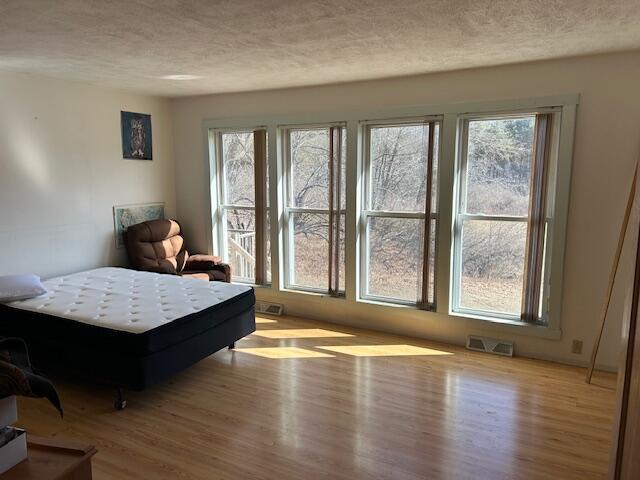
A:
466 335 514 357
255 301 283 316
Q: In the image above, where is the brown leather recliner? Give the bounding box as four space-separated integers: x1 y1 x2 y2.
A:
123 219 231 282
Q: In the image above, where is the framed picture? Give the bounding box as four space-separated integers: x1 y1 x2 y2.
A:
121 111 152 160
113 202 165 248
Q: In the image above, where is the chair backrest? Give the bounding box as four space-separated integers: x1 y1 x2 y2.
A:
124 219 187 274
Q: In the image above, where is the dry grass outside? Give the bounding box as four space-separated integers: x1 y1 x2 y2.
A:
291 235 345 290
268 235 523 316
459 276 523 315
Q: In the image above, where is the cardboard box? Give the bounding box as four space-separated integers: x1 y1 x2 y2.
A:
0 397 17 428
0 428 26 474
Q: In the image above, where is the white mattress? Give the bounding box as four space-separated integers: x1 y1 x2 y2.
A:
5 267 251 334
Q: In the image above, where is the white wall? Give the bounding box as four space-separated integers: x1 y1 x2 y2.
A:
172 51 640 370
0 71 176 278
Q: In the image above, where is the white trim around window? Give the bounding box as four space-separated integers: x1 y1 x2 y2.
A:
451 109 563 327
359 116 441 309
209 127 270 285
280 124 346 295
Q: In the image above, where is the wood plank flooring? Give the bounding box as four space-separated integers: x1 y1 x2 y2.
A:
16 315 617 479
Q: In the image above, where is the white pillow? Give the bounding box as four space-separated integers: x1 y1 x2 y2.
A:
0 274 47 302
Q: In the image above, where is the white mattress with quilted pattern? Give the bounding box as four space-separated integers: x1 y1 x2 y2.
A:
5 267 251 334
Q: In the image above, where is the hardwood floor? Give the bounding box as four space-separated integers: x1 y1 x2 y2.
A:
17 315 617 480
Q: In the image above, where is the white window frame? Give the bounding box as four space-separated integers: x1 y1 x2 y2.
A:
359 117 441 308
212 127 269 285
202 94 577 339
451 109 561 324
281 123 346 295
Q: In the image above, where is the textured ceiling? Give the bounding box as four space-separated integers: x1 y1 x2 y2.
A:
1 0 639 97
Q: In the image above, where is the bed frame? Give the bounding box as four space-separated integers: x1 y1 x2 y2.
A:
0 301 255 410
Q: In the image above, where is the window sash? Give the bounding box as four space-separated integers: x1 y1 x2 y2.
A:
360 120 439 308
221 204 254 210
286 207 345 214
451 215 529 320
362 210 432 219
360 212 437 306
282 125 346 294
452 114 555 324
362 212 438 223
215 129 269 286
458 213 528 222
221 206 257 284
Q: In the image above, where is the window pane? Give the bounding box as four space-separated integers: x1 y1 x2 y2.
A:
367 217 424 302
369 124 431 212
290 129 330 208
222 132 254 206
459 220 527 315
464 117 535 216
287 211 345 292
289 212 329 290
226 209 256 282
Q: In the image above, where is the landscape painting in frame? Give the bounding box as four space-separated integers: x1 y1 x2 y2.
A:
121 111 152 160
113 203 164 248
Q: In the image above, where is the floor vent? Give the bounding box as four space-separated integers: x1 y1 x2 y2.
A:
466 335 514 357
255 301 283 316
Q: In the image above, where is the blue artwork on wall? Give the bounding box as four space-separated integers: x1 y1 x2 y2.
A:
121 111 152 160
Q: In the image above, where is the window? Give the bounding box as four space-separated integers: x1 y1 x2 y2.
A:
452 113 557 323
207 96 576 331
283 125 345 294
361 120 440 308
215 129 270 284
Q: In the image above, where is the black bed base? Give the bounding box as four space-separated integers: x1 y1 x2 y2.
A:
9 307 255 393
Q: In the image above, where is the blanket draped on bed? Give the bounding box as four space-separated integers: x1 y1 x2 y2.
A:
0 337 63 417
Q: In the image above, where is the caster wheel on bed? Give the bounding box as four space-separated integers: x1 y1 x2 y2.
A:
114 388 127 410
228 342 235 350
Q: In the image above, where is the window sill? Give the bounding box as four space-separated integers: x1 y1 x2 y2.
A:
279 287 346 299
358 298 417 309
253 287 561 340
356 299 561 340
231 281 272 289
449 310 561 340
357 297 435 311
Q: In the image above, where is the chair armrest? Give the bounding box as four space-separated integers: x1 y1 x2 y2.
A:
211 262 231 283
184 254 223 271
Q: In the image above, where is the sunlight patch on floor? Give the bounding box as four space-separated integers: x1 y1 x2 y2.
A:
317 344 453 357
256 317 278 324
252 328 354 339
236 347 335 359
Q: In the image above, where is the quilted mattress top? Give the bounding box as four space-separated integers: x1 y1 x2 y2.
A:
5 267 252 334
